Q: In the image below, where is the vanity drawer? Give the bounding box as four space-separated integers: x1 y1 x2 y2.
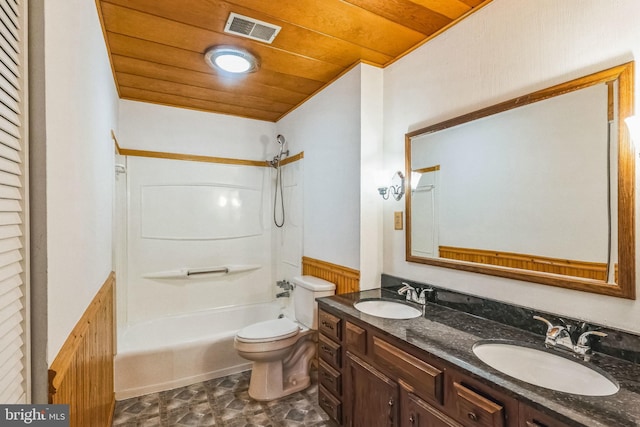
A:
319 384 342 423
451 382 504 427
319 359 342 396
319 333 342 369
372 335 444 405
519 404 571 427
318 310 342 342
345 321 367 355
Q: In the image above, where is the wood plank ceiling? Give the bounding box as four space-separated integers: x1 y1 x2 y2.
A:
96 0 492 122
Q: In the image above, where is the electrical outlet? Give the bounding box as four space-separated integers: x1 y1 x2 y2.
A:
394 211 403 230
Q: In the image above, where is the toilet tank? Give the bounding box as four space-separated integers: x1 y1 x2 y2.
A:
292 275 336 329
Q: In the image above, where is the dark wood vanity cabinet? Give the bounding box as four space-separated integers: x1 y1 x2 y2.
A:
518 404 571 427
401 385 462 427
318 305 573 427
318 309 344 423
344 352 399 427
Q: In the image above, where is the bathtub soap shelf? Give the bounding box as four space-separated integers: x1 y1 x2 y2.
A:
143 264 261 279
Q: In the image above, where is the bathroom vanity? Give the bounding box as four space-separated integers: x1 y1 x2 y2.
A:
316 286 640 427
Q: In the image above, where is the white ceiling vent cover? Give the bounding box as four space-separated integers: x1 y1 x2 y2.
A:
224 13 281 44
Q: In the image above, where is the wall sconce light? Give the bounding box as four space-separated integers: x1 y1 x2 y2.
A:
378 171 405 201
625 115 640 143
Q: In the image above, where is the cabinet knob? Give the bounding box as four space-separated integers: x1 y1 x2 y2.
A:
388 398 394 407
468 412 479 422
409 415 415 424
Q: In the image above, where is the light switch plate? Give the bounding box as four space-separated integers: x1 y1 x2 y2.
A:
394 211 403 230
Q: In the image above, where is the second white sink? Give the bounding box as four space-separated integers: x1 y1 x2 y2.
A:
473 341 619 396
354 299 422 319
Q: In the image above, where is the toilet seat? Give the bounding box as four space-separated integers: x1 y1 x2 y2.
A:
236 318 300 343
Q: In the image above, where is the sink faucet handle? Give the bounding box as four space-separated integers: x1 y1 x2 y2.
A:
398 282 415 300
577 330 607 347
533 315 554 332
417 288 434 304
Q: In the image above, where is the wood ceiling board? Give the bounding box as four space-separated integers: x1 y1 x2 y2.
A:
101 0 394 66
343 0 453 35
101 10 346 83
225 0 427 56
100 3 357 71
405 0 471 20
120 87 283 122
457 0 486 7
97 0 494 122
116 72 295 113
111 55 322 99
105 31 342 84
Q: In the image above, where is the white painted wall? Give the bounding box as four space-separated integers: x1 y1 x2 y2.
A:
359 66 384 290
277 66 363 271
44 0 119 363
383 0 640 333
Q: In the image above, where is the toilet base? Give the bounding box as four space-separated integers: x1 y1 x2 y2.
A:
244 334 316 401
248 361 311 401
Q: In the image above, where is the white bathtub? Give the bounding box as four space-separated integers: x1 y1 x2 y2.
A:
114 302 282 400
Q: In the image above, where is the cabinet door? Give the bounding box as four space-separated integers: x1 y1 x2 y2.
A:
401 387 463 427
345 352 399 427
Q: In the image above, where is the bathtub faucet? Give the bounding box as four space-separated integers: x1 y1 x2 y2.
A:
277 280 294 291
276 291 290 298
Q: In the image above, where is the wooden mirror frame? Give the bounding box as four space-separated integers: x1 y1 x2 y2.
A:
405 62 635 299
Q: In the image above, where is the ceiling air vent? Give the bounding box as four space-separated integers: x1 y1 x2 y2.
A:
224 12 281 44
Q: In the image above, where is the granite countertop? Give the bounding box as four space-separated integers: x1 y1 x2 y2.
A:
317 288 640 427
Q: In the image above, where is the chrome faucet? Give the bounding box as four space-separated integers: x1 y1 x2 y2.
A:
534 315 607 361
398 282 418 302
398 282 433 305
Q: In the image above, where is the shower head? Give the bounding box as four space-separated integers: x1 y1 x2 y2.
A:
275 134 288 159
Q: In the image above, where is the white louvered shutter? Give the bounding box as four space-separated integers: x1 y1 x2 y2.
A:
0 0 27 404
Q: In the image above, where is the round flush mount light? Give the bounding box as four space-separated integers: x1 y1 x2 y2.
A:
204 45 259 74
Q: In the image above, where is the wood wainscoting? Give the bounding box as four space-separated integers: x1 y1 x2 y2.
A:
439 246 608 281
49 272 115 427
302 256 360 294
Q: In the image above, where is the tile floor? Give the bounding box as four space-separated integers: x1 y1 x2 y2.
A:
111 369 338 427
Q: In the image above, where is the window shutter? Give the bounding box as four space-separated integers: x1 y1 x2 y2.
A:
0 0 27 404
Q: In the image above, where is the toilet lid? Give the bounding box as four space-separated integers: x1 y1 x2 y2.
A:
236 318 300 342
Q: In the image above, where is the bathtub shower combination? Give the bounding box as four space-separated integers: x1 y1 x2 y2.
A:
114 142 305 400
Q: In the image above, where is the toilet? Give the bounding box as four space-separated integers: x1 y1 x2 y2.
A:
234 275 336 401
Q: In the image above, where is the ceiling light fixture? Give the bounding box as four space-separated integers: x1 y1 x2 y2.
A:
204 46 259 74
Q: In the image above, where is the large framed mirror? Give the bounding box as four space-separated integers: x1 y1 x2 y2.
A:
405 62 635 299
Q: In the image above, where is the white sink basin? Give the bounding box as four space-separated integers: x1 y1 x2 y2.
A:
354 299 422 319
473 341 619 396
